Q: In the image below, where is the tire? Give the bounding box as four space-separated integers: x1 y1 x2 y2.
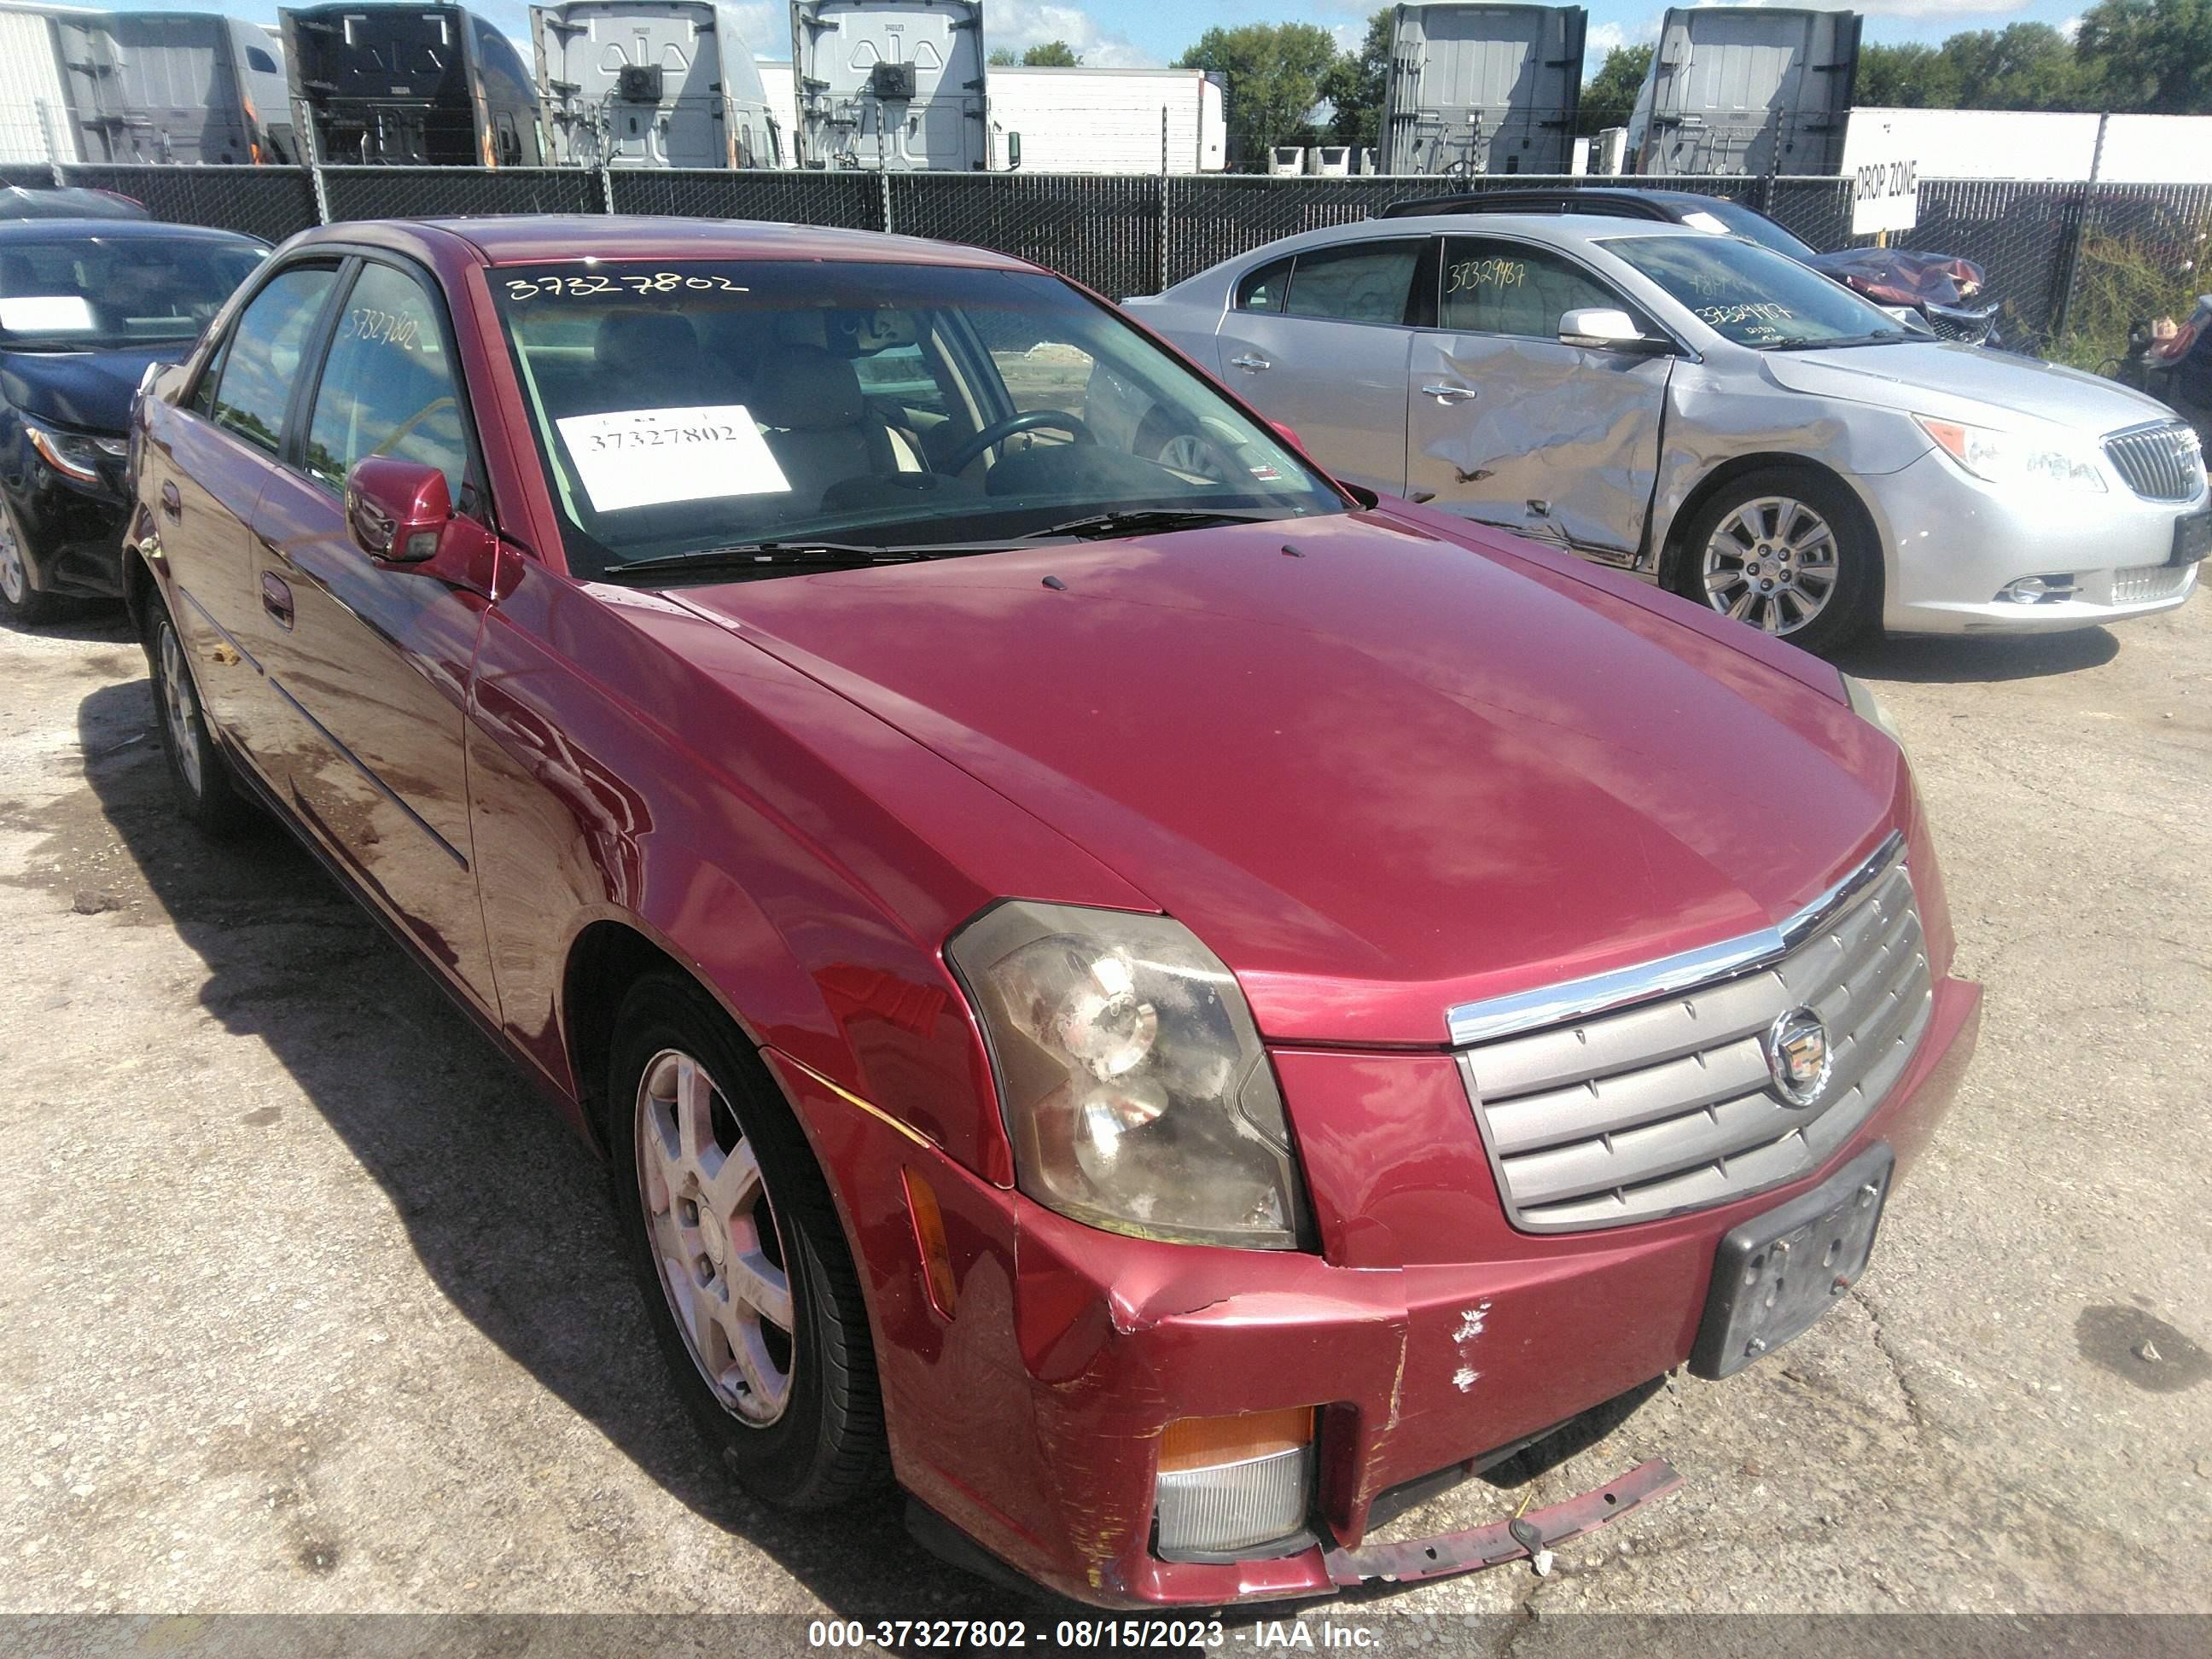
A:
143 591 256 835
0 497 61 627
1670 467 1879 657
608 973 888 1510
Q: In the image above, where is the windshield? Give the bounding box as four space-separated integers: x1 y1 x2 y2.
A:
1670 197 1816 261
491 259 1343 579
0 233 265 349
1604 235 1901 350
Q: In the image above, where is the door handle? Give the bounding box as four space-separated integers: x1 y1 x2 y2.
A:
160 480 181 520
1420 383 1479 404
259 571 294 631
1228 353 1272 372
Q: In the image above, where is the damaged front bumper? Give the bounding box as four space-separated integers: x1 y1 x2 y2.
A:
768 973 1980 1610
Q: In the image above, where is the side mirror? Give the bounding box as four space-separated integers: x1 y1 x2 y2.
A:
347 457 451 563
1006 131 1022 171
1559 306 1669 352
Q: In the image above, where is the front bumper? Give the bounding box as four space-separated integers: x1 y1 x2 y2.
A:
7 472 131 600
1872 449 2203 634
770 971 1982 1608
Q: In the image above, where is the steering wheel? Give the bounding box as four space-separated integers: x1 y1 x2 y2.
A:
945 410 1094 475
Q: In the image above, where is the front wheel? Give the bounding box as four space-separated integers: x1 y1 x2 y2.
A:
0 498 60 626
608 974 888 1510
1671 469 1879 656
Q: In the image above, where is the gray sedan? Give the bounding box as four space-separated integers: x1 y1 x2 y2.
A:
1121 215 2206 653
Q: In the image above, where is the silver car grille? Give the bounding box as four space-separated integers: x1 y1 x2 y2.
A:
2112 562 2196 604
1454 840 1932 1232
1925 306 1996 344
2103 420 2206 503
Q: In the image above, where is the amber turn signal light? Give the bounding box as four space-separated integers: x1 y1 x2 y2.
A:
1157 1405 1314 1474
901 1168 957 1318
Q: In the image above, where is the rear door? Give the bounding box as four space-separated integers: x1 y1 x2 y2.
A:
244 254 497 1008
1406 233 1671 561
142 261 342 765
1213 237 1427 496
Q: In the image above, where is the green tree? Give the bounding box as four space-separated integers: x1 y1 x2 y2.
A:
1021 40 1082 67
1937 23 2094 110
2078 0 2212 112
987 48 1016 67
1577 44 1651 137
1177 22 1341 166
1856 42 1964 108
1318 8 1391 148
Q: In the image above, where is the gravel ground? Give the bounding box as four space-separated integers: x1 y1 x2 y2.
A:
0 591 2206 1640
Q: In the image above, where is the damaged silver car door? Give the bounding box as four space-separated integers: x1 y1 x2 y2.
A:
1407 235 1674 562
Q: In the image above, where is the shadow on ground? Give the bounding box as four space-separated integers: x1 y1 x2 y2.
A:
1836 626 2120 684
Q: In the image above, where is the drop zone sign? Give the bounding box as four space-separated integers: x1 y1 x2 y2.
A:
1848 124 1920 236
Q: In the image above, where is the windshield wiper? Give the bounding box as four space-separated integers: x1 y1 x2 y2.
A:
1027 507 1282 541
1759 330 1908 352
605 540 992 580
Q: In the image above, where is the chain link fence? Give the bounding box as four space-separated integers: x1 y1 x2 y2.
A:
15 159 2212 356
606 168 881 229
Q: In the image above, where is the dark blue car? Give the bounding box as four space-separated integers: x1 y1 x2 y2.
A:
0 218 265 623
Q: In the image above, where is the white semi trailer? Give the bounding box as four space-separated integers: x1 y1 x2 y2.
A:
54 9 295 165
1381 3 1587 177
982 67 1225 174
533 1 780 168
1627 6 1860 176
789 0 989 171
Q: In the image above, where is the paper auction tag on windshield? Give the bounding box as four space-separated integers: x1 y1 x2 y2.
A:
555 405 790 514
0 295 96 334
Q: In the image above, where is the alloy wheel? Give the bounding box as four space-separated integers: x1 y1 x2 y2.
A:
634 1047 795 1426
1158 432 1231 482
0 505 27 606
158 622 206 797
1701 496 1840 637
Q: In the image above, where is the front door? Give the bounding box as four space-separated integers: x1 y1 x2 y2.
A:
1213 237 1426 497
244 255 498 1009
1406 235 1671 562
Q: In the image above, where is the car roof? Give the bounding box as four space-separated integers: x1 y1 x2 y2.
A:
0 216 263 245
1248 212 1703 261
1378 185 1723 220
298 214 1042 272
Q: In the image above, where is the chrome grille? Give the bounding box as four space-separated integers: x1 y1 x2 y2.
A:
2112 562 2196 604
2103 420 2206 503
1926 306 1996 344
1456 849 1932 1232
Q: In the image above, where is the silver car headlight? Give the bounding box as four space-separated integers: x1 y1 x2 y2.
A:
1914 414 2107 493
1840 672 1903 745
947 902 1308 1249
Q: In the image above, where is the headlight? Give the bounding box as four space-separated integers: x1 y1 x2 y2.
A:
25 420 112 486
1840 672 1903 744
1914 414 2106 493
947 902 1308 1249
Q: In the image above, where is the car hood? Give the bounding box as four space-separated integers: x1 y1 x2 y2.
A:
681 512 1904 1045
1802 247 1989 311
1761 340 2173 433
0 342 180 431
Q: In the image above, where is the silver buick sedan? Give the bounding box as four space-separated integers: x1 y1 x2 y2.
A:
1118 215 2206 654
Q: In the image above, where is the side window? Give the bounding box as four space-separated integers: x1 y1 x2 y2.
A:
1440 236 1623 341
1284 241 1421 325
304 261 469 502
1234 257 1291 313
205 265 338 454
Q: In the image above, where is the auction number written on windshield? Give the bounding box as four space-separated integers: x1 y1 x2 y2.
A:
505 271 751 300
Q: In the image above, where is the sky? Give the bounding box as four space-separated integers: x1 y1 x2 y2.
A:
120 0 2098 72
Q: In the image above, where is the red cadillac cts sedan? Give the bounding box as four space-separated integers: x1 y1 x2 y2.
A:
125 217 1981 1607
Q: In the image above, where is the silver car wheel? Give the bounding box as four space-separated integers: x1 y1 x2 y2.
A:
158 621 207 797
0 504 28 605
634 1047 795 1427
1701 496 1840 637
1158 432 1230 481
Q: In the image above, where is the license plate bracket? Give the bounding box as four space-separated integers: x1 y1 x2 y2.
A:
2173 507 2212 567
1689 1144 1895 1380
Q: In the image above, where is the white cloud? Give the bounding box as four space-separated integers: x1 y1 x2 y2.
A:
986 0 1155 68
1588 22 1628 56
1848 0 2019 11
2061 13 2084 38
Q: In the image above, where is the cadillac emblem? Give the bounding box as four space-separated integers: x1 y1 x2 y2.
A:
1765 1007 1832 1107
